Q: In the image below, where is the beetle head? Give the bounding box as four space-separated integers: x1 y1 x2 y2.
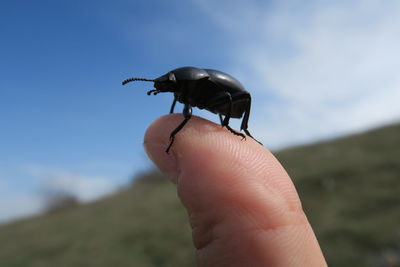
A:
153 72 177 93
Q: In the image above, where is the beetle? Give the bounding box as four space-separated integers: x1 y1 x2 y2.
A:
122 66 261 153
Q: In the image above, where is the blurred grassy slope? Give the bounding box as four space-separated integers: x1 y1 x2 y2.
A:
276 123 400 266
0 177 195 267
0 123 399 266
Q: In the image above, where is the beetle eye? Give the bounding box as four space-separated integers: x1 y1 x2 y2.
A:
168 72 176 83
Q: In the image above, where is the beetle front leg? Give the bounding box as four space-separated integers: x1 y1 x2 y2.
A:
166 104 192 153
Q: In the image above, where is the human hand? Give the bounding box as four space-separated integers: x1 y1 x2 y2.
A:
144 115 327 267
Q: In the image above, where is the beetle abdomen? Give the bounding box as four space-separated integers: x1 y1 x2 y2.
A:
204 69 248 94
207 98 248 118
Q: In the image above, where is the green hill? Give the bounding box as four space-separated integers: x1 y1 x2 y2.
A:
0 123 399 267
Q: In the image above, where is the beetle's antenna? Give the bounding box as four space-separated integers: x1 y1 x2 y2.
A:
122 77 154 85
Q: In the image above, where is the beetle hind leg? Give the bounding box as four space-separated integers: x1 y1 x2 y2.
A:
219 93 246 139
244 129 262 145
241 96 263 145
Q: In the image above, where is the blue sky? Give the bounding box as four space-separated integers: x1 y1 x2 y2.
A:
1 0 400 223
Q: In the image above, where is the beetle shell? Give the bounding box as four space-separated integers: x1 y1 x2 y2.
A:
162 67 250 118
122 66 261 153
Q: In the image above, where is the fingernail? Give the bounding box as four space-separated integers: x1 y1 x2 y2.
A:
143 142 179 183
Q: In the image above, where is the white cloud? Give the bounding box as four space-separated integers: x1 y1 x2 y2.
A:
0 195 43 224
40 172 118 203
0 171 42 223
194 0 400 148
0 164 125 224
24 164 122 203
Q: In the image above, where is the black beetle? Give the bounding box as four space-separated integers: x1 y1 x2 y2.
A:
122 66 261 153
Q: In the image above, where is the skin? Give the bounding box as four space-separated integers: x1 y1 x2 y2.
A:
144 114 327 267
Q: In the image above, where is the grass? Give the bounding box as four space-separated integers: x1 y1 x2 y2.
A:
0 179 195 267
276 123 400 266
0 123 399 266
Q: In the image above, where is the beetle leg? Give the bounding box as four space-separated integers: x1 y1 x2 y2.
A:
204 92 246 139
240 95 263 145
169 98 177 114
221 93 232 126
220 93 246 140
225 125 246 139
240 95 250 131
218 114 224 124
166 104 192 153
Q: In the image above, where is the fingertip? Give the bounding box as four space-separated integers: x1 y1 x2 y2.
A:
143 114 226 182
143 114 299 214
143 115 326 266
143 114 254 182
143 115 181 182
